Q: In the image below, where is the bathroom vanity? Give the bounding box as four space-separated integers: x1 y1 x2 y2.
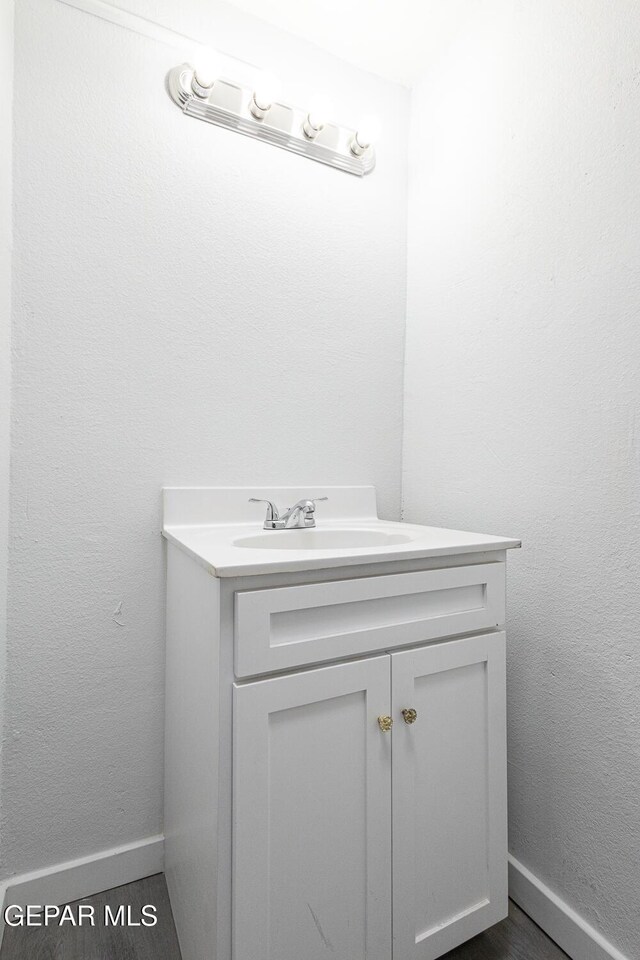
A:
162 486 520 960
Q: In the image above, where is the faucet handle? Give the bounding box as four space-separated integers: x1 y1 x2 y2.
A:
248 498 280 521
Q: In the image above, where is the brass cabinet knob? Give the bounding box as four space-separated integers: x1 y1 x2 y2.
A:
401 708 418 725
377 715 393 733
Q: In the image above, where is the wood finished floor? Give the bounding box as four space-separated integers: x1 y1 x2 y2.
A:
442 900 569 960
1 875 569 960
0 874 181 960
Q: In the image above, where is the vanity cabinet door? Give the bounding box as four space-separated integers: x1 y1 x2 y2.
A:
391 632 508 960
233 656 392 960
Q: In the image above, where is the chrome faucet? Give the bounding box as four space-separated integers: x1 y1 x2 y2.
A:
249 496 328 530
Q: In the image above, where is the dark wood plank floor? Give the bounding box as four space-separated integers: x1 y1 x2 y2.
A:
1 876 568 960
1 874 181 960
443 901 569 959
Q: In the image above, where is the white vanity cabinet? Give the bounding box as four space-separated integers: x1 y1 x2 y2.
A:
162 486 519 960
232 632 507 960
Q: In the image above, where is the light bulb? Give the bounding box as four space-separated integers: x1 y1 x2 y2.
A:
250 71 282 118
303 95 334 139
191 50 220 98
350 114 382 155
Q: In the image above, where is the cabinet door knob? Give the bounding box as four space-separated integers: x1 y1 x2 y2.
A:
377 715 393 733
401 708 418 725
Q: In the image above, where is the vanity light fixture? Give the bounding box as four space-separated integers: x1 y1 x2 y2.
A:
167 62 377 176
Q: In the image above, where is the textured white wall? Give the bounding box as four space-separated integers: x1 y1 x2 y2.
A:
0 0 14 869
403 2 640 956
3 0 408 878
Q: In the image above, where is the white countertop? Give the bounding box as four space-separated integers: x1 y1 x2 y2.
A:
162 486 521 578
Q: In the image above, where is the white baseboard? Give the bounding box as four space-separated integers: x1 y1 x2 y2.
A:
509 854 630 960
0 834 164 950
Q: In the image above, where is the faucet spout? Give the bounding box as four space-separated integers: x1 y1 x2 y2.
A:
248 496 328 530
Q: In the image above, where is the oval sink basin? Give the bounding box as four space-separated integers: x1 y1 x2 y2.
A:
234 529 413 550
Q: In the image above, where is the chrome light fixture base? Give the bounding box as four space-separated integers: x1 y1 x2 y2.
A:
167 64 376 177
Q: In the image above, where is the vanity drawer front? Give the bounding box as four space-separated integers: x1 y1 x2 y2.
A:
234 563 505 677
